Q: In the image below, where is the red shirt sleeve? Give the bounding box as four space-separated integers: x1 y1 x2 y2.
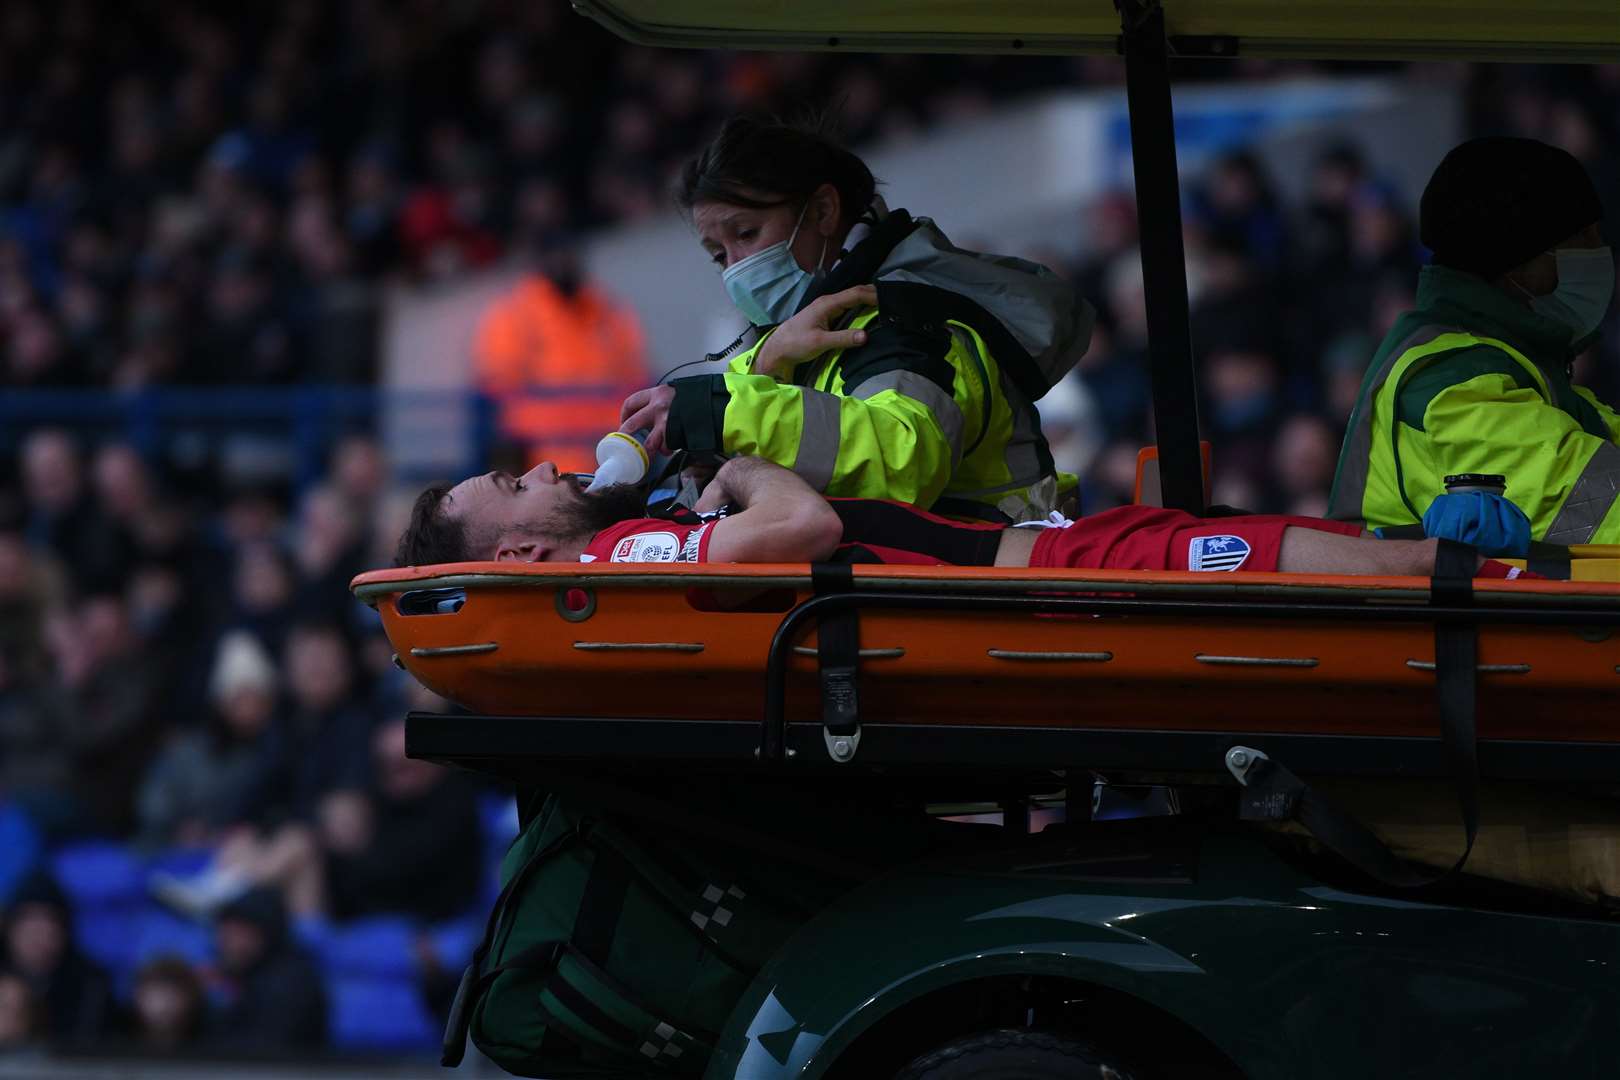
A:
581 518 717 564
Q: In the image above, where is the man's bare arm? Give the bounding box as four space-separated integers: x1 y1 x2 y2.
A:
700 457 844 563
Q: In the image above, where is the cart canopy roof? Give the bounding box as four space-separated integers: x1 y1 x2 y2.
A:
573 0 1620 62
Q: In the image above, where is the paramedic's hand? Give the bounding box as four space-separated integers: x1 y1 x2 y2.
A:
619 385 675 455
753 285 878 380
1421 492 1532 557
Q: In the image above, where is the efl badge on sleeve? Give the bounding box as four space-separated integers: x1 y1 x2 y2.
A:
611 531 681 562
1188 534 1250 572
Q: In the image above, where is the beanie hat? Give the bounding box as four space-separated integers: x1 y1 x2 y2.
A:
208 631 277 704
1420 137 1602 279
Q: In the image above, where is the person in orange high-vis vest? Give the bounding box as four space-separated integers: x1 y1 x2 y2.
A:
475 248 648 473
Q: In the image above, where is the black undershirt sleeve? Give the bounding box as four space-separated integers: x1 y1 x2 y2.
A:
828 499 1002 566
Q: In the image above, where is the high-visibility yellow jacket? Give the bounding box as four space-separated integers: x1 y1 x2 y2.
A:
665 210 1094 522
1329 265 1620 543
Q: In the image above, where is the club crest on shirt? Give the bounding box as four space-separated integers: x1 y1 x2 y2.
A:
1187 533 1250 572
611 531 681 562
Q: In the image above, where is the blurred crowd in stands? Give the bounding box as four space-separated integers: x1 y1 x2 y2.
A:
0 426 491 1056
1 0 1618 1062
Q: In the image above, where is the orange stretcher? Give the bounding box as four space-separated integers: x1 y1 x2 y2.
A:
352 561 1620 784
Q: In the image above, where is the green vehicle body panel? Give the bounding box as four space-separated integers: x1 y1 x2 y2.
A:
703 828 1620 1080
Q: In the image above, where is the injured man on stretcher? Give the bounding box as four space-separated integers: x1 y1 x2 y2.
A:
397 454 1531 580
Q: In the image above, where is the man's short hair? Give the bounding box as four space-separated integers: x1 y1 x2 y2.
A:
395 485 468 566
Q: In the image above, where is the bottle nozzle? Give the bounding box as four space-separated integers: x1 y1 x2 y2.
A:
585 431 650 492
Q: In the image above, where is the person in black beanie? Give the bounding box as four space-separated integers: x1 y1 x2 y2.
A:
1 873 112 1046
207 887 327 1052
1328 136 1619 547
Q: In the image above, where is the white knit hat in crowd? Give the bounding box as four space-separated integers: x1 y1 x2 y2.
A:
209 630 278 703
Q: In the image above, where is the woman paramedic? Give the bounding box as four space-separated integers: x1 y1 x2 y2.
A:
618 114 1097 523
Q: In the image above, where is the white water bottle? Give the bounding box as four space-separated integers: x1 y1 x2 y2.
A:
584 431 650 492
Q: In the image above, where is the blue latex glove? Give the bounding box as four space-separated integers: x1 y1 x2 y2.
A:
1419 491 1532 557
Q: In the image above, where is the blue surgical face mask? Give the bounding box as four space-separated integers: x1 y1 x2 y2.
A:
720 202 828 326
1525 246 1615 342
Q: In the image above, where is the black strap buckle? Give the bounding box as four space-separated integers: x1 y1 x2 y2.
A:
810 564 861 760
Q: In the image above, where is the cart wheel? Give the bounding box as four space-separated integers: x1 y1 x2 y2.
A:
893 1029 1136 1080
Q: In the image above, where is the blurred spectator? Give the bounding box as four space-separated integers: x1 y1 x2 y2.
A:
1071 192 1139 335
226 541 296 658
290 484 369 627
0 640 78 841
129 956 206 1053
280 623 373 815
0 969 42 1056
1271 413 1340 517
19 430 100 577
1079 255 1152 445
2 874 111 1046
136 632 287 851
172 713 479 925
328 434 388 524
1189 151 1287 272
322 718 481 923
153 622 371 919
1202 345 1281 493
193 247 297 384
208 887 326 1051
47 592 161 837
1035 374 1103 481
474 242 648 473
0 532 77 841
1295 143 1366 277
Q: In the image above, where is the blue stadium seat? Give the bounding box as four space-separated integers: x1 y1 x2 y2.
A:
145 846 214 881
478 793 519 850
313 916 419 980
75 905 140 975
0 803 42 905
132 906 215 968
476 794 517 912
427 914 482 971
291 912 333 957
328 975 439 1053
49 842 145 907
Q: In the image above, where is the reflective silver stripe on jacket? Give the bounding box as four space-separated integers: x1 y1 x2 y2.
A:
1327 324 1460 522
791 388 842 492
850 370 966 465
1545 441 1620 544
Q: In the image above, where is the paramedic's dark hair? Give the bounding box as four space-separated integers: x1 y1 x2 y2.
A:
396 485 468 566
677 114 876 230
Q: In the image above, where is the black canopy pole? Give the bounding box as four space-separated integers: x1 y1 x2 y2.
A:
1118 0 1205 513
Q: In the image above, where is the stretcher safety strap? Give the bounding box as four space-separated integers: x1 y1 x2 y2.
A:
810 563 861 736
